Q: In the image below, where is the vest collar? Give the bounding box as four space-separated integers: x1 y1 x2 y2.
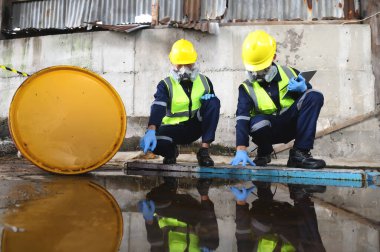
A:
272 64 282 82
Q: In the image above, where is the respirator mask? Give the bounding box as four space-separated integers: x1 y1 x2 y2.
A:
170 65 199 82
246 65 278 83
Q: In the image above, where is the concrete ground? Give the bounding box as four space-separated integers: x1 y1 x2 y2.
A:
0 151 378 180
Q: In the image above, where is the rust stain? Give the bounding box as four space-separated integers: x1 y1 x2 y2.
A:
184 0 201 22
343 0 358 19
306 0 312 10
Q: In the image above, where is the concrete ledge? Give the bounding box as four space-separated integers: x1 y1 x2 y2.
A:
125 161 380 188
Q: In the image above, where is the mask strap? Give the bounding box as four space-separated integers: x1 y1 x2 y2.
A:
170 68 181 82
264 65 278 82
246 71 256 82
190 67 199 81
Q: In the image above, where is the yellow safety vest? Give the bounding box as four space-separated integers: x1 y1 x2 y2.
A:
258 234 296 252
242 64 297 116
162 74 210 125
158 217 200 252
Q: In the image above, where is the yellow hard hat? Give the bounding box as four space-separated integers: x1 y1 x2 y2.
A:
169 39 197 65
242 30 276 72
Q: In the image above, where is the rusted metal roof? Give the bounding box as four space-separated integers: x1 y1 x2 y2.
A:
222 0 359 21
9 0 360 32
11 0 153 29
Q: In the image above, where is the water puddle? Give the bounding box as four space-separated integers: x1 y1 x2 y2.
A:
0 173 379 251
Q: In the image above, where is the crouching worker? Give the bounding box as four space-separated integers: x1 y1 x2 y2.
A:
140 39 220 166
138 178 220 251
231 183 326 252
231 30 325 168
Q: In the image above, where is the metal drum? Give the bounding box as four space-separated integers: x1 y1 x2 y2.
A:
8 66 127 174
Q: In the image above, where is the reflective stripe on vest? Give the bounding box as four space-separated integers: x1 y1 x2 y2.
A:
242 65 297 116
162 74 210 125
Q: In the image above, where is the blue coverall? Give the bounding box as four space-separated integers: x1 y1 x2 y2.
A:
236 65 324 156
148 77 220 159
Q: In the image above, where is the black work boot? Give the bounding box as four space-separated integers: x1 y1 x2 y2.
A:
196 148 214 167
196 178 212 196
289 184 326 201
163 156 176 164
163 146 179 165
253 154 271 166
253 182 273 201
287 148 326 169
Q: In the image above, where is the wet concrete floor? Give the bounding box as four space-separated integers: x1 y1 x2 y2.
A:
0 156 379 252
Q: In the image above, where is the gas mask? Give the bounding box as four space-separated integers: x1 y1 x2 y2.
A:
170 66 199 82
247 65 278 83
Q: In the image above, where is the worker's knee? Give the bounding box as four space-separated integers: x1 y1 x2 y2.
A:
298 90 324 110
250 119 271 134
307 91 324 105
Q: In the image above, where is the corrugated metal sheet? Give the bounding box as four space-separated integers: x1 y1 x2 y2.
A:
159 0 184 23
10 0 360 30
222 0 358 21
12 0 152 29
183 0 201 22
200 0 227 20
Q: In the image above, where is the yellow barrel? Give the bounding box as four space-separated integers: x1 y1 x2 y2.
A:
1 179 123 252
8 66 127 174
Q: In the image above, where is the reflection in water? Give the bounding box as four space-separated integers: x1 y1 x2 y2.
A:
233 182 326 252
0 173 378 251
1 179 122 252
138 177 220 251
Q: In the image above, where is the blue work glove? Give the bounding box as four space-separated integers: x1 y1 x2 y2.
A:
230 186 255 201
230 150 256 166
139 129 157 154
287 74 307 93
200 94 215 100
138 200 155 222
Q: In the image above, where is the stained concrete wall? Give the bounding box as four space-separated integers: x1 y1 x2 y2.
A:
361 0 380 113
0 25 378 161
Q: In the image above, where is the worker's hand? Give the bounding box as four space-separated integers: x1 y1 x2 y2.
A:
138 200 155 222
230 186 255 202
230 150 256 166
140 129 157 154
287 75 307 93
200 94 215 100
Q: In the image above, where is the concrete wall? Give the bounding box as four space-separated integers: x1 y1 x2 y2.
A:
0 25 378 160
361 0 380 112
